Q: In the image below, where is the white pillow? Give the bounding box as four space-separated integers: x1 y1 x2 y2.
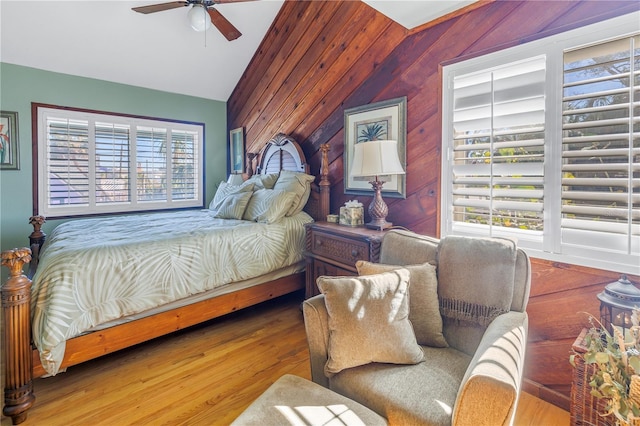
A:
245 173 279 190
212 191 252 220
243 189 296 223
209 181 254 211
273 170 315 216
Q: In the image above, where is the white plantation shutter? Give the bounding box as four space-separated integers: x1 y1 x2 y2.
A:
136 127 168 202
442 12 639 275
95 122 130 204
450 56 546 238
37 106 204 217
171 130 199 201
46 117 90 207
561 35 640 260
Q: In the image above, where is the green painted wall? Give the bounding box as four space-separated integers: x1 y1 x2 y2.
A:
0 62 227 262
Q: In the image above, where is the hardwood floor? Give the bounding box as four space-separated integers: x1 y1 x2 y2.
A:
1 291 569 425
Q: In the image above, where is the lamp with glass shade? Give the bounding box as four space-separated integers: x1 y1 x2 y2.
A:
349 140 405 230
187 4 211 32
598 275 640 339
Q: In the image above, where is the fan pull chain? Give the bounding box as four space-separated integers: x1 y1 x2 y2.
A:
204 19 207 48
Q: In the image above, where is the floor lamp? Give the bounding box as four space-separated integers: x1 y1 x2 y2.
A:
350 140 405 230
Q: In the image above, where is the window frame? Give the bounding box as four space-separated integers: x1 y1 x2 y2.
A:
441 12 640 275
33 103 206 219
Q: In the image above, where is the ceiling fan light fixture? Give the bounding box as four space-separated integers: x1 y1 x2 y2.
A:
187 4 211 32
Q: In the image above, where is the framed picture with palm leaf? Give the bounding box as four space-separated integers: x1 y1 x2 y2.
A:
344 96 407 198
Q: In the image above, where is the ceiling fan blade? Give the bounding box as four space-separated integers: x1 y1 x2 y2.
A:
207 8 242 41
132 1 188 14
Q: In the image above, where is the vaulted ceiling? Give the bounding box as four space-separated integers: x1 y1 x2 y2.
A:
0 0 285 101
0 1 477 102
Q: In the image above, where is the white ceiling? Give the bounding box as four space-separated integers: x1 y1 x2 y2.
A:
0 1 476 102
0 0 285 101
364 0 478 30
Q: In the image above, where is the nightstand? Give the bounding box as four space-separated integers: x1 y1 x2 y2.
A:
304 222 385 299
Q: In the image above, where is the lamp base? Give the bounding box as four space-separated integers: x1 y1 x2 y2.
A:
366 177 391 231
365 220 393 231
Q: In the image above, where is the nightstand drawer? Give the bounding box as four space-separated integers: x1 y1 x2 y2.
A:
304 222 384 299
311 231 370 264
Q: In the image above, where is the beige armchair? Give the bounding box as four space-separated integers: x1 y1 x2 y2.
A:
303 230 531 426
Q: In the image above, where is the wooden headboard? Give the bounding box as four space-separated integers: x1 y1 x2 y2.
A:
247 133 330 222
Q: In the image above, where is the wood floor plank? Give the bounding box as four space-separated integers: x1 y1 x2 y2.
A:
1 291 568 425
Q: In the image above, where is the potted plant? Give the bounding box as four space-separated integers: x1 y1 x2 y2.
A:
572 312 640 425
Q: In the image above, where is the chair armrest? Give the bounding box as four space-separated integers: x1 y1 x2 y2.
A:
302 294 330 388
452 311 528 426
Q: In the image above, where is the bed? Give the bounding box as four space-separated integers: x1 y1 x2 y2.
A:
1 133 331 425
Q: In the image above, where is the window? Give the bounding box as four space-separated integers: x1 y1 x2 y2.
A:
442 12 639 275
34 104 204 218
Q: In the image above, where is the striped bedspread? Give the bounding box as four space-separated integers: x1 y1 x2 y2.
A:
31 209 313 375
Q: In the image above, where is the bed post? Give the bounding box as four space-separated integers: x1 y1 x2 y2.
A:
27 215 46 279
246 153 258 177
1 248 35 425
318 143 330 219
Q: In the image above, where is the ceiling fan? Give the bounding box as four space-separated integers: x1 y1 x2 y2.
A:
132 0 253 41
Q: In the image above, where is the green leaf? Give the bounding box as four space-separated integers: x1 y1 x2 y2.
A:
595 351 610 364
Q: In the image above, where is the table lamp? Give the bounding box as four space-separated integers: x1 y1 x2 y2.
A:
350 140 405 230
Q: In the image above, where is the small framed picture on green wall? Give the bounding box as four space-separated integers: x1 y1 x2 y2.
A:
0 111 19 170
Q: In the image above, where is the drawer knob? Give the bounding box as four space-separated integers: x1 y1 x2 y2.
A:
351 249 359 258
316 240 322 246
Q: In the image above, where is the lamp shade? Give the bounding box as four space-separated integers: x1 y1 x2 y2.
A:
350 140 405 178
188 4 212 32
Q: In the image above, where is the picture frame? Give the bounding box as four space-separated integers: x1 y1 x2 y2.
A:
229 127 245 174
344 97 407 198
0 111 19 170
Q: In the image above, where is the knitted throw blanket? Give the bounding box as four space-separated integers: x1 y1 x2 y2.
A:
437 235 517 328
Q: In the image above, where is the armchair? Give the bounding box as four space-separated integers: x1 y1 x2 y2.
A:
303 230 531 425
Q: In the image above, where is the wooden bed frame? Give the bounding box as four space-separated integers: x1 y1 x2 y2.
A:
1 133 330 425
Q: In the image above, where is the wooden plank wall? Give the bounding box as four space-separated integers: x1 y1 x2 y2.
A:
228 0 640 410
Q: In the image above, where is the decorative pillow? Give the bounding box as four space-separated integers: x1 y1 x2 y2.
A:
242 189 296 223
209 181 254 211
245 173 279 190
273 170 315 216
356 261 448 348
212 191 252 220
317 270 424 376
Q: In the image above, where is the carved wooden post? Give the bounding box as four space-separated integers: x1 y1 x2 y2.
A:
2 248 35 425
27 215 46 279
246 152 258 177
318 143 331 219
